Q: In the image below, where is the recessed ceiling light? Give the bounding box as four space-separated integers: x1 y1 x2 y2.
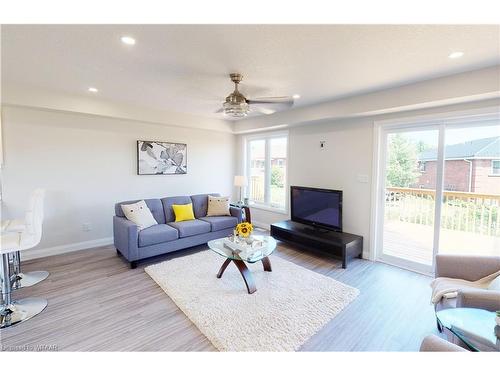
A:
292 94 301 99
121 36 136 45
448 51 464 59
88 87 98 93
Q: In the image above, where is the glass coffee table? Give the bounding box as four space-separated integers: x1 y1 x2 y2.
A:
436 308 499 352
208 235 277 294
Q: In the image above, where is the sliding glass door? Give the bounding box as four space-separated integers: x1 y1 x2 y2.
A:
375 112 500 273
379 127 441 273
438 123 500 257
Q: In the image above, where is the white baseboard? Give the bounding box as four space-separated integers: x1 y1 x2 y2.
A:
22 237 114 261
252 220 271 231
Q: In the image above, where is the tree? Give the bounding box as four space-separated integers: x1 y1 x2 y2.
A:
386 134 419 187
271 166 284 188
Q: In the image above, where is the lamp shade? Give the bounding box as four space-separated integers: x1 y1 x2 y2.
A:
233 175 248 187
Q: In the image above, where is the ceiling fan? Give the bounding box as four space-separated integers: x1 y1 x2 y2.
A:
216 73 295 118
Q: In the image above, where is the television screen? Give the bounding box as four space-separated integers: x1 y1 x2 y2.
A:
291 186 342 231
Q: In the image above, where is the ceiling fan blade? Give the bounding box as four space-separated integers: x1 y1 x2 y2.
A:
247 96 294 105
215 108 224 113
252 107 276 115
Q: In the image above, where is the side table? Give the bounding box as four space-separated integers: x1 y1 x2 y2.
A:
230 203 251 224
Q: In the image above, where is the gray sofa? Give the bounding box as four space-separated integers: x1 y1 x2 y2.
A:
113 193 242 268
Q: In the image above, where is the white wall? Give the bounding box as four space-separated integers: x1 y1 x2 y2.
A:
1 106 235 256
238 98 500 258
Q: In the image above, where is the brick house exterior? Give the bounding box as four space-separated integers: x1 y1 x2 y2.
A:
415 137 500 194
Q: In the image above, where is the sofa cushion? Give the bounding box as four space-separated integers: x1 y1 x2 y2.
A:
200 216 238 232
167 219 211 238
138 224 179 247
161 196 192 223
115 199 166 224
190 193 220 218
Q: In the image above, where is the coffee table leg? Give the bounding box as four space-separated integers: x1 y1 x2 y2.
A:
217 258 232 278
261 256 272 272
232 259 257 294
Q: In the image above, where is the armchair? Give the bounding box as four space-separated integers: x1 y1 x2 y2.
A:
434 254 500 312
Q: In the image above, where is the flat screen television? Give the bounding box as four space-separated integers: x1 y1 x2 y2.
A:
290 186 342 232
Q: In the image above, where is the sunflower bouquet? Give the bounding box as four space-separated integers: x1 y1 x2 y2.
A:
235 222 253 238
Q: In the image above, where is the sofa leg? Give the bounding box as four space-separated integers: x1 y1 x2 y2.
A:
116 248 120 255
130 261 137 269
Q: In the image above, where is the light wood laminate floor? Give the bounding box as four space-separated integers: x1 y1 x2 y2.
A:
0 240 438 351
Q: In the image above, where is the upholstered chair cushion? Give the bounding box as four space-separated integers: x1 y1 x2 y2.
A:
138 224 178 247
167 219 211 238
200 216 238 231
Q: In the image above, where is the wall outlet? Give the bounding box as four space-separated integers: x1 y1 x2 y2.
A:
82 222 92 232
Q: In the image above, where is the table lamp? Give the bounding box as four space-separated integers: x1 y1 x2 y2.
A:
234 175 248 205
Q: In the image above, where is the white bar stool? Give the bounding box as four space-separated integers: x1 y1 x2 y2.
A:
1 189 48 328
1 189 49 289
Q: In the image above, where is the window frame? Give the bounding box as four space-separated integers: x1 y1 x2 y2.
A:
491 160 500 176
244 131 289 213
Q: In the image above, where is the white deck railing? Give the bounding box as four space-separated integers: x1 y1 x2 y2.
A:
385 187 500 237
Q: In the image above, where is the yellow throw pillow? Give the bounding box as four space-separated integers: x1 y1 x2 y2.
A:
172 203 195 222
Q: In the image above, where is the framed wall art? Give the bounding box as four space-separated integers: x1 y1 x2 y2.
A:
137 140 187 175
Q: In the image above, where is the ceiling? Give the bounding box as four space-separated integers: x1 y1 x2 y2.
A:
2 25 499 119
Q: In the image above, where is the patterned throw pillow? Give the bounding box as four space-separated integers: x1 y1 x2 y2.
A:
121 200 158 230
206 195 230 216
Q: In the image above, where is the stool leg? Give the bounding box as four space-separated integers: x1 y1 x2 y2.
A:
1 253 13 326
1 253 48 329
12 251 22 289
10 250 49 289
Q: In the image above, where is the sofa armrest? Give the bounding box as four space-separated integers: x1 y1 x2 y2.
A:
457 289 500 312
435 254 500 280
113 216 139 261
230 206 243 223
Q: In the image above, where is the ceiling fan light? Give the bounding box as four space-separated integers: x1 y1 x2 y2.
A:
223 101 249 118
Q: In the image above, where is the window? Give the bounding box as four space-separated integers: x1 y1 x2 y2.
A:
419 161 426 172
246 133 288 210
492 160 500 176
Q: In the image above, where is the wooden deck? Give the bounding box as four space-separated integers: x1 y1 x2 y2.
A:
383 220 500 265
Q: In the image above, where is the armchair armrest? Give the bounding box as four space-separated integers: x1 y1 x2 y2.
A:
113 216 139 261
420 335 467 352
230 206 243 223
435 254 500 281
457 289 500 312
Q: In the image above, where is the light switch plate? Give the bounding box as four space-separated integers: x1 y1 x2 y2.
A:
357 174 369 183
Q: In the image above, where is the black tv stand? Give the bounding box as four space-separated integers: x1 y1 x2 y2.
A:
270 220 363 268
302 226 332 234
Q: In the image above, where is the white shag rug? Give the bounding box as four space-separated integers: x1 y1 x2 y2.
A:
145 250 359 351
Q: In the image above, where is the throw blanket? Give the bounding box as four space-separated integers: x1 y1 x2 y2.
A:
430 270 500 304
